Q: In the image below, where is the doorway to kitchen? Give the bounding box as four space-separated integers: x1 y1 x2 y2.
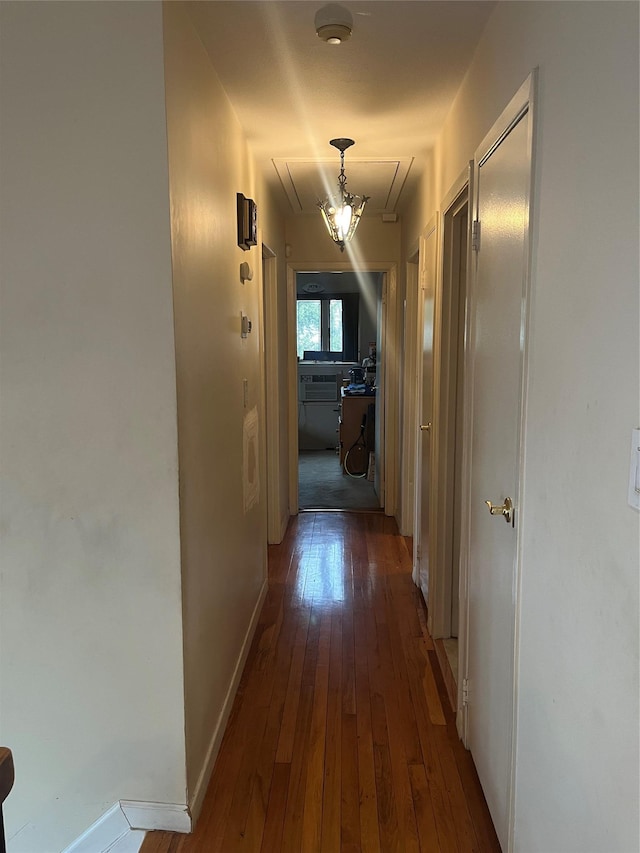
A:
290 268 389 512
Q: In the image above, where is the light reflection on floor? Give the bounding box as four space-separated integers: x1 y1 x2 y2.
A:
294 541 347 604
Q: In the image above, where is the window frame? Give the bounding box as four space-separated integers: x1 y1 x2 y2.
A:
296 292 359 361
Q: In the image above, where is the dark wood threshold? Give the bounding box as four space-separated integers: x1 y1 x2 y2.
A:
417 591 457 716
434 637 458 714
298 507 384 513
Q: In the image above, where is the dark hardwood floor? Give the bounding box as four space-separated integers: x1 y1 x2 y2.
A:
141 512 500 852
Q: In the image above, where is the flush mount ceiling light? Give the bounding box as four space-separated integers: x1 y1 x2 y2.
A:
314 3 353 44
318 138 369 252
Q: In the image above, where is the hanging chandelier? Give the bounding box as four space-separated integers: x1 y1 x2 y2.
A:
317 138 369 251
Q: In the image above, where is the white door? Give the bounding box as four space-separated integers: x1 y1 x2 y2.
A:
466 77 534 851
414 218 437 599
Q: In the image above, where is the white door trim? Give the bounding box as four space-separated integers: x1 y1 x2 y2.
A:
457 160 476 746
286 264 299 513
260 242 286 543
412 216 438 589
286 261 398 517
414 168 471 739
399 248 420 535
429 167 471 634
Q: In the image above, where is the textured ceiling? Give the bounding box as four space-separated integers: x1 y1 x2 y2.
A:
187 1 497 214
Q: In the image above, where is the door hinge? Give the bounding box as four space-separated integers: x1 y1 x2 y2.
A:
462 677 470 707
471 220 481 252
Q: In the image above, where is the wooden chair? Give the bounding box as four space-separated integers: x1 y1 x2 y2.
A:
0 749 14 853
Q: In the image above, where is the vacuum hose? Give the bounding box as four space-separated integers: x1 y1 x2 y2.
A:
343 413 368 479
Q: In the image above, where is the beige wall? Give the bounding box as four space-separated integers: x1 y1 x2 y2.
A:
163 2 287 807
401 151 436 261
0 3 186 850
403 2 639 850
286 214 401 267
0 1 289 847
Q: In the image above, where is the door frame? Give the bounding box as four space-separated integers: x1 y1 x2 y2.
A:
459 72 537 849
428 169 471 638
424 169 473 732
286 261 398 517
412 215 438 591
261 241 287 544
399 245 420 536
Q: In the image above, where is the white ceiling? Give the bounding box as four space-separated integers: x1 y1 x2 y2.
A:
187 0 497 215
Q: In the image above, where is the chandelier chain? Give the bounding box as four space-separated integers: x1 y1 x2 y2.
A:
338 150 348 195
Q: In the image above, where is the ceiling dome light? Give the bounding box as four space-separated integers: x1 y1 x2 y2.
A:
317 138 369 252
314 3 353 44
302 282 325 293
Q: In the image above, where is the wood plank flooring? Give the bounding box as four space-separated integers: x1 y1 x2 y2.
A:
141 512 500 853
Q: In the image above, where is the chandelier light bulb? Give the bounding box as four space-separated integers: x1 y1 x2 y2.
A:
338 204 352 238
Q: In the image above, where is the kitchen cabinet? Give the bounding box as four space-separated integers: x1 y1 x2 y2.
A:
339 392 375 467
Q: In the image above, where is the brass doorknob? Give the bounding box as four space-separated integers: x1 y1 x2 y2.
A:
484 496 514 525
420 423 432 432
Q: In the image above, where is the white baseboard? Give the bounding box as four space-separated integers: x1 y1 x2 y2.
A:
63 798 190 853
120 800 190 833
63 803 143 853
189 576 269 823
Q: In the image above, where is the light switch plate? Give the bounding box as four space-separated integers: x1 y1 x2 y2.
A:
628 428 640 511
241 312 252 338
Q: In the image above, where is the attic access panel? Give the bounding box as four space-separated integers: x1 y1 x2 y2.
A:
272 157 413 215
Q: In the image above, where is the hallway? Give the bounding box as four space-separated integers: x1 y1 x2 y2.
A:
141 513 499 852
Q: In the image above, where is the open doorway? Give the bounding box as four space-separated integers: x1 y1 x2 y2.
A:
295 270 382 510
430 181 469 711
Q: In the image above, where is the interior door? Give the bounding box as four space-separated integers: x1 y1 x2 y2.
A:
414 218 437 599
466 77 534 851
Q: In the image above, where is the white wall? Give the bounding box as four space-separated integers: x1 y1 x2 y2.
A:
0 3 186 850
405 2 639 850
162 2 286 811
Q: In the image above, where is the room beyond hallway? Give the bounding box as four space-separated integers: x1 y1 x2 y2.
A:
141 512 499 852
298 450 380 511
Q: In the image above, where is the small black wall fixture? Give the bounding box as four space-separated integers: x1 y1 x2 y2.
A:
237 193 258 250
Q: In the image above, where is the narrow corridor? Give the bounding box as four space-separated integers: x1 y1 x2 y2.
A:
142 512 499 852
